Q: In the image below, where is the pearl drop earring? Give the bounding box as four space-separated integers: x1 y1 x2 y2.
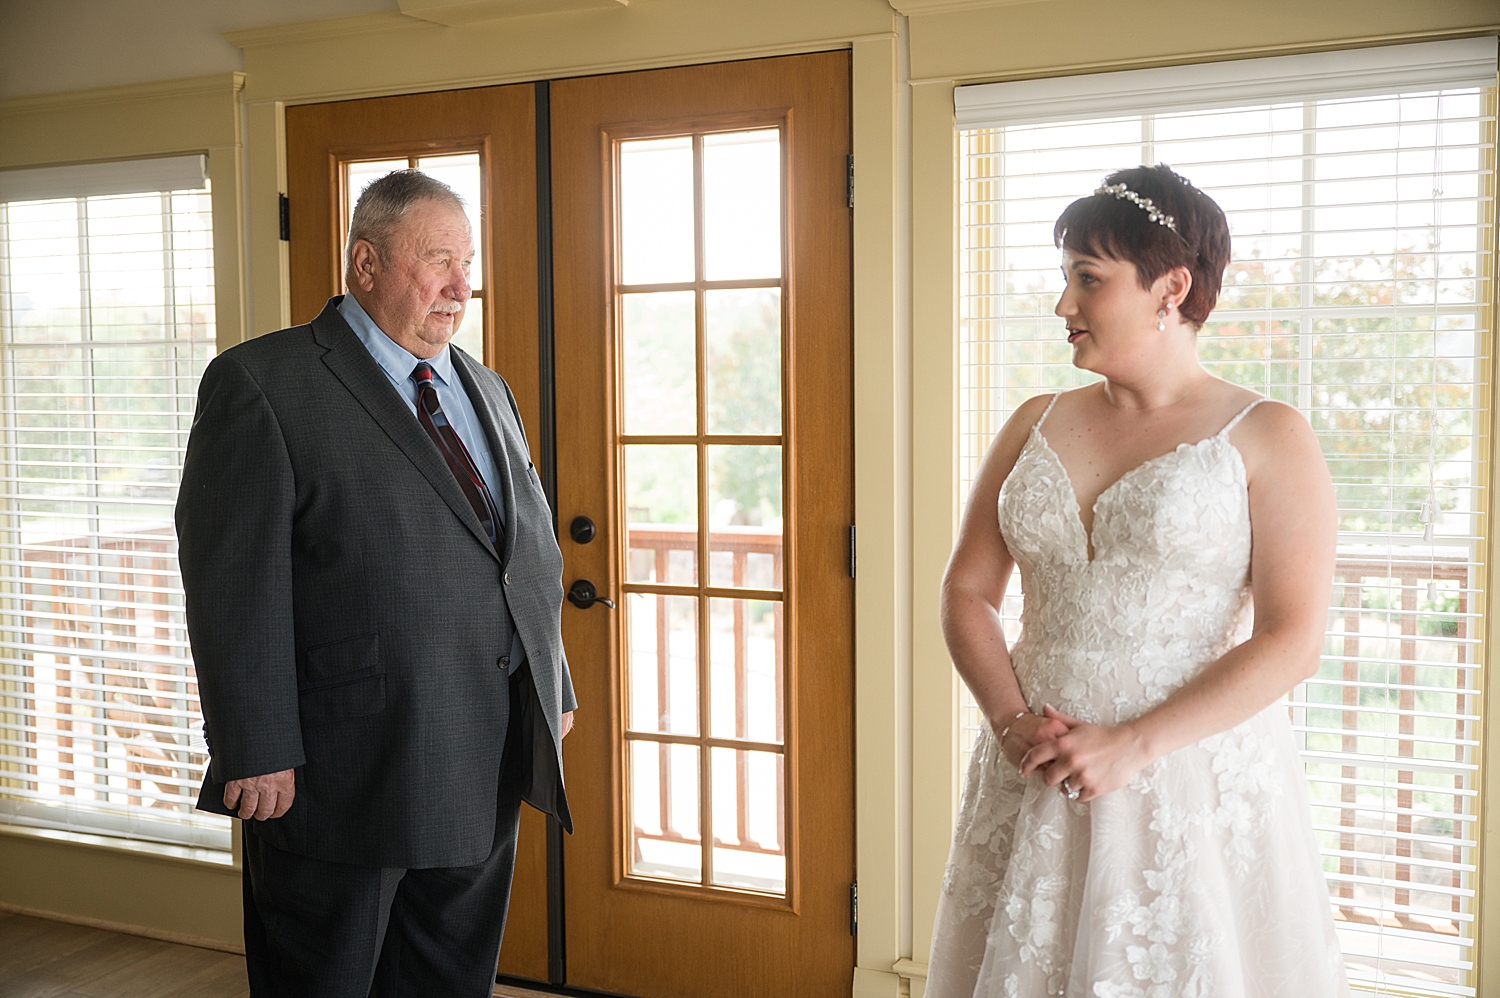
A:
1157 308 1167 332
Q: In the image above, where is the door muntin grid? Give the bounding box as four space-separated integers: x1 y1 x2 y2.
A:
613 126 790 898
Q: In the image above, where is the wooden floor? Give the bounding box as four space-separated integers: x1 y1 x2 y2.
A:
0 912 249 998
0 911 557 998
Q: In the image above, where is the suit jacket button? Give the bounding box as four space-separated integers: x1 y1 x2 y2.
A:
498 656 510 670
504 571 511 585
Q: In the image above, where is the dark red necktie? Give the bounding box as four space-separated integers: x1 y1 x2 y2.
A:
411 362 501 545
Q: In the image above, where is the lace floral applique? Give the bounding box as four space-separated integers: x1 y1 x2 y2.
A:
1202 726 1283 878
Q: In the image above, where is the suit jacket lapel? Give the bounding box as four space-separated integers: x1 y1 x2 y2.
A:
310 300 499 561
452 348 520 566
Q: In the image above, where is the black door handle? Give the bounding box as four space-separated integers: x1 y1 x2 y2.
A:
567 578 616 610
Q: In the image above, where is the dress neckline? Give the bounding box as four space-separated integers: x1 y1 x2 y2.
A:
1025 394 1264 564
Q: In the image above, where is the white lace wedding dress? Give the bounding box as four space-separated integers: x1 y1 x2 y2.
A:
926 395 1350 998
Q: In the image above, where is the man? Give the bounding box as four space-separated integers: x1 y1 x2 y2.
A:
177 170 575 996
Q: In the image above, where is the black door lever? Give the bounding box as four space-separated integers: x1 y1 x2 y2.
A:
567 578 616 610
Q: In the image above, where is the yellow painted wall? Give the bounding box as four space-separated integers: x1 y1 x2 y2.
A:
0 828 243 951
0 0 1495 992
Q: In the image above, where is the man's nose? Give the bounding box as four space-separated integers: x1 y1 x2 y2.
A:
447 268 471 302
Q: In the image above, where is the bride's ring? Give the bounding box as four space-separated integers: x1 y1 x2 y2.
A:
1062 779 1081 801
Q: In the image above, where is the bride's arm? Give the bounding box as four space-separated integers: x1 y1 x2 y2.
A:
1020 400 1336 800
943 394 1068 765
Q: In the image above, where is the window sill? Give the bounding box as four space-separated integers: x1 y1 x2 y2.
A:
0 821 236 869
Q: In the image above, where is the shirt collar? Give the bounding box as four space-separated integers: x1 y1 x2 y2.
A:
338 293 455 388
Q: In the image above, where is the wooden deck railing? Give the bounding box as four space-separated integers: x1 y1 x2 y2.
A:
1317 555 1475 944
8 526 202 815
625 523 786 887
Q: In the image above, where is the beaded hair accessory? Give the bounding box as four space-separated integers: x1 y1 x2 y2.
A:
1095 182 1178 232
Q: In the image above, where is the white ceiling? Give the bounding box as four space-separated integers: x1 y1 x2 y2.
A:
0 0 400 99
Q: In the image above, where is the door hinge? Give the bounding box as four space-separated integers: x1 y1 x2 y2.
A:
278 193 290 242
846 155 855 209
849 881 858 936
848 525 856 579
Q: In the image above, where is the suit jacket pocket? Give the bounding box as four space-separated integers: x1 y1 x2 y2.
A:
299 673 386 727
303 631 380 684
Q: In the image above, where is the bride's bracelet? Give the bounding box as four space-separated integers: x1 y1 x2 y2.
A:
998 710 1028 741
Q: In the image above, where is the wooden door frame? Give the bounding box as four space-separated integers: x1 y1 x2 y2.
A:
551 51 855 998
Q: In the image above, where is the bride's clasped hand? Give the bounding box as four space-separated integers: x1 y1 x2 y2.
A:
1010 705 1152 805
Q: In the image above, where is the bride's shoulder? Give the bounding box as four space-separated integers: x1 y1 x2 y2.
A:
1223 394 1324 483
1009 392 1058 429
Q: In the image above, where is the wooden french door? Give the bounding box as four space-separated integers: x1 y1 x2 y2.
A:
285 51 854 997
286 84 554 984
550 53 854 998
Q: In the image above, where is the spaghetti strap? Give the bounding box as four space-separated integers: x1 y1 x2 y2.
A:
1034 392 1063 430
1219 397 1267 436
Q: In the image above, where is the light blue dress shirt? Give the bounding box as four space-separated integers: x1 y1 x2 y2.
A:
338 294 503 526
339 294 526 675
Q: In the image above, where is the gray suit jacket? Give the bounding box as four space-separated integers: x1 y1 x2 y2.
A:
177 297 574 868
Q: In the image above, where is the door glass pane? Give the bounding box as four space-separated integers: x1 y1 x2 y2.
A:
620 137 694 285
623 291 696 435
703 129 780 281
346 158 409 234
625 445 698 584
705 288 781 434
344 156 484 295
627 593 699 736
416 153 484 292
630 740 700 884
451 295 483 360
707 445 782 590
710 747 785 894
709 598 783 743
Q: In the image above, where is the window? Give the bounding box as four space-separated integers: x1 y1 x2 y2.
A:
0 156 228 858
956 39 1496 996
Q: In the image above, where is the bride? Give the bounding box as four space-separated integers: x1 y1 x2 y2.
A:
926 165 1350 998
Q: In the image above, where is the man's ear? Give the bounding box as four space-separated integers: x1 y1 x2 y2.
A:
348 239 380 293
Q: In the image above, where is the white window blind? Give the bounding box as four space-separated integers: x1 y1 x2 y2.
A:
956 40 1495 998
0 156 228 858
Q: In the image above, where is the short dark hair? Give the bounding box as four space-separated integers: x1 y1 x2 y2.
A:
1053 164 1230 328
345 169 467 273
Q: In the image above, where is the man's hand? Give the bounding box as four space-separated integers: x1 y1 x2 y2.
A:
224 769 296 820
560 710 574 739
